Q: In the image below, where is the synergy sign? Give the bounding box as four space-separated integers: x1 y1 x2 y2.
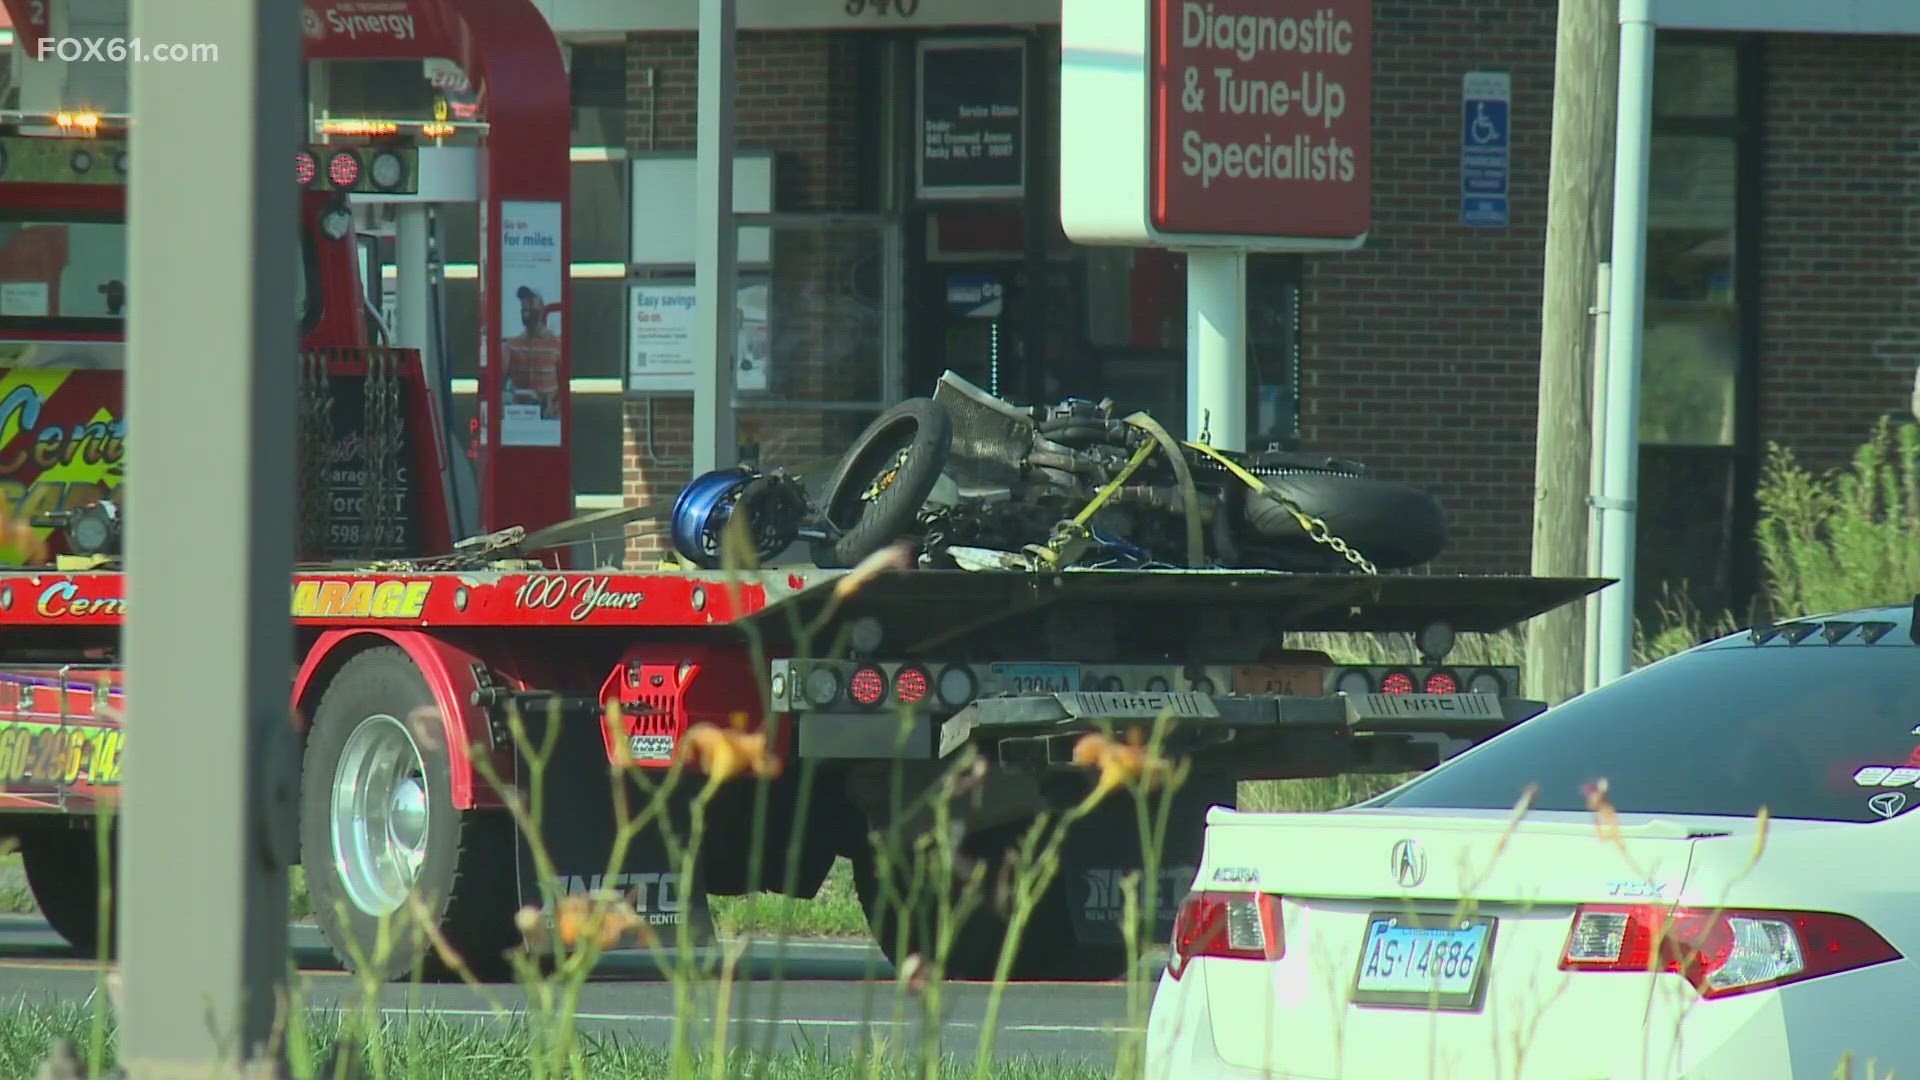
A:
1060 0 1372 250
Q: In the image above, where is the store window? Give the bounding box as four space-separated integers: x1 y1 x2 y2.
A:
570 279 629 380
570 45 627 149
1634 35 1756 624
1641 41 1741 448
1075 248 1302 443
571 396 626 495
571 159 628 265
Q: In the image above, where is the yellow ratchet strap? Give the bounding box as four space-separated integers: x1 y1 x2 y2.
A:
1025 437 1159 570
1027 411 1207 571
1126 412 1204 566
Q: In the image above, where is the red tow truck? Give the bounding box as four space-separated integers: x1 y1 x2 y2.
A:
0 0 1604 983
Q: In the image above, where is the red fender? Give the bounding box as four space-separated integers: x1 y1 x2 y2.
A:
292 628 507 809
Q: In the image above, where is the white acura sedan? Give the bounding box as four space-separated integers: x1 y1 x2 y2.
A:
1145 606 1918 1079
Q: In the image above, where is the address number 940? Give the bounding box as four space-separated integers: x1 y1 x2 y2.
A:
846 0 919 16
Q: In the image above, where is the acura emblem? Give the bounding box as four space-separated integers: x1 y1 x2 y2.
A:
1390 839 1427 888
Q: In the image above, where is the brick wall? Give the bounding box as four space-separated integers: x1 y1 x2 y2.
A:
620 31 867 566
1757 35 1920 469
1298 0 1560 575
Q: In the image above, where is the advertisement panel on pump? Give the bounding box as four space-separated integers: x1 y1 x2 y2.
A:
499 201 564 447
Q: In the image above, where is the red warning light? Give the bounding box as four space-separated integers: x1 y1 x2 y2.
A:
894 666 929 704
295 149 317 186
849 665 887 708
1380 670 1415 695
327 150 361 188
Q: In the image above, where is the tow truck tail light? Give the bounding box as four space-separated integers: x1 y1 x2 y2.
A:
1168 890 1281 980
1561 904 1900 998
848 664 887 709
893 665 929 705
1327 665 1518 697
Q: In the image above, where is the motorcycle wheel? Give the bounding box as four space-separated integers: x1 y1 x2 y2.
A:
809 398 953 569
1241 468 1448 571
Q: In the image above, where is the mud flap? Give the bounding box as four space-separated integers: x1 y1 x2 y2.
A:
511 709 717 947
1057 777 1237 947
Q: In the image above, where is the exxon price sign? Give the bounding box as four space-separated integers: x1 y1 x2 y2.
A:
1060 0 1372 252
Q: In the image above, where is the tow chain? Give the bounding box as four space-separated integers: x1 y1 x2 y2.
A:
296 352 335 558
360 350 403 559
1183 441 1378 575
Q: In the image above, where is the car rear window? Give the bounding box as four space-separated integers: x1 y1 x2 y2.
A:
1373 639 1920 823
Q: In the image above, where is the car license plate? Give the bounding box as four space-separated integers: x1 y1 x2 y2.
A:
1232 662 1326 696
1347 692 1502 722
1057 691 1220 720
990 663 1079 694
1350 913 1496 1010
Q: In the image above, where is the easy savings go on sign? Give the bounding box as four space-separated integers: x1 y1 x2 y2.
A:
1060 0 1372 251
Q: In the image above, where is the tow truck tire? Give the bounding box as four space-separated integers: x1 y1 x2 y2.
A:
810 397 952 569
17 824 114 958
300 647 521 982
852 831 1132 982
1242 469 1448 570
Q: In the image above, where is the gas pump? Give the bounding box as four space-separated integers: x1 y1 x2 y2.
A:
314 112 484 543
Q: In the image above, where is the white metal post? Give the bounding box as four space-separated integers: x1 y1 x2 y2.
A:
693 0 740 475
1585 261 1612 692
1595 0 1656 683
395 205 432 350
121 0 299 1071
1186 249 1248 450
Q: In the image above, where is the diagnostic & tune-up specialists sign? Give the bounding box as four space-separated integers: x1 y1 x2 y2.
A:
1060 0 1371 250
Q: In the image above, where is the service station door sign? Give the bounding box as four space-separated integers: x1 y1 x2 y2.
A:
917 37 1028 200
1060 0 1372 251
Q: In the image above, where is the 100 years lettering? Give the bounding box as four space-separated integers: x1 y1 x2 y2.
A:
1174 2 1359 189
514 574 646 623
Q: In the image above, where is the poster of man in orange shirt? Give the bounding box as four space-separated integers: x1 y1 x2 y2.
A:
499 202 564 447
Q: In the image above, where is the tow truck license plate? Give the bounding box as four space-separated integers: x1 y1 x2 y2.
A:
1349 692 1501 721
991 663 1079 694
1058 691 1219 720
1351 914 1495 1010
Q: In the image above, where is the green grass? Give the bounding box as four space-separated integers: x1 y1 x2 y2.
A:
0 851 32 917
710 857 870 939
0 1000 1109 1080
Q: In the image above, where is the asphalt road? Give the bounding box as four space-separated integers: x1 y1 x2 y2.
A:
0 915 1160 1064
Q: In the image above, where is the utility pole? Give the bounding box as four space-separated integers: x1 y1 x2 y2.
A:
120 0 299 1073
1525 0 1620 705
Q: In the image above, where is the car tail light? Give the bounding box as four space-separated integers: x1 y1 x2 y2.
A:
894 665 929 705
1561 904 1900 999
1424 669 1458 694
849 664 887 708
1379 669 1415 695
1167 891 1282 980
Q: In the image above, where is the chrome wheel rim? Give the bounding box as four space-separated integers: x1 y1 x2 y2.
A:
330 713 431 917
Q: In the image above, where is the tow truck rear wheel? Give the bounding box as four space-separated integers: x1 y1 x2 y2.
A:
299 647 521 982
16 822 115 959
853 826 1132 982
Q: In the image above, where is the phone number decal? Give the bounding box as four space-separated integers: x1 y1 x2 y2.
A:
0 721 122 787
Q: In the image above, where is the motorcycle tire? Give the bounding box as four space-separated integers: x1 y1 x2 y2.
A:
1241 469 1447 571
809 397 953 569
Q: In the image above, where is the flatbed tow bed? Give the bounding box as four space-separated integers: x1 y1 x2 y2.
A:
0 561 1605 982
